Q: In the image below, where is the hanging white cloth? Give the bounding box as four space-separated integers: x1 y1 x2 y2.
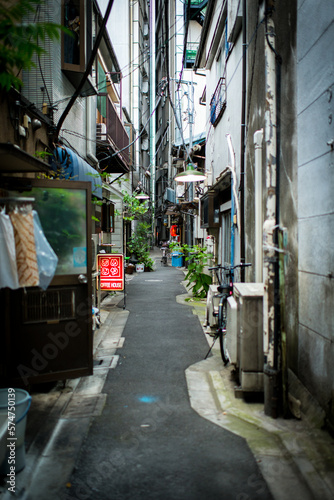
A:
0 208 20 289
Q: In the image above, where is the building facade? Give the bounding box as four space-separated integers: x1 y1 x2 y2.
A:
194 0 334 428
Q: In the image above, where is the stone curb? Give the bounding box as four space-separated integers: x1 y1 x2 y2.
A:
182 295 334 500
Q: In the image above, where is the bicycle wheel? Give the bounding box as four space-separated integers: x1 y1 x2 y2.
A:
218 297 229 365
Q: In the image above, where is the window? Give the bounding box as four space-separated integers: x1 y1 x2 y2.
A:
97 61 107 118
101 203 115 233
210 77 226 126
220 209 231 266
200 191 220 228
62 0 94 96
62 0 85 71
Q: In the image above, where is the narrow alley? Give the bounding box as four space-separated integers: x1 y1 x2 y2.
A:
65 257 273 500
4 254 272 500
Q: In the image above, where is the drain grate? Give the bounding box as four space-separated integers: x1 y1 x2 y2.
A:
94 355 119 371
100 337 125 349
61 394 107 418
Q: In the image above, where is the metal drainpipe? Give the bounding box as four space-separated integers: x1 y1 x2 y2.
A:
254 129 263 283
263 10 280 418
240 0 247 278
226 134 236 268
149 0 156 246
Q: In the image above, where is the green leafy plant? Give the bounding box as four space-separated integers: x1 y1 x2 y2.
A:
0 0 68 91
34 150 52 160
127 222 150 261
183 244 213 298
122 191 149 221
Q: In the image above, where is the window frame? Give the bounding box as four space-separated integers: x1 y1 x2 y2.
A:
61 0 86 73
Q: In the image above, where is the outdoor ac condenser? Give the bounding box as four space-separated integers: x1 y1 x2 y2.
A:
231 283 264 392
206 284 219 329
226 295 238 365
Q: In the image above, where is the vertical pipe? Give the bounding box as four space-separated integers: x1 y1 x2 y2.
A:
189 76 194 245
226 134 236 267
263 12 278 418
240 0 247 276
231 176 235 267
149 0 156 245
254 128 263 283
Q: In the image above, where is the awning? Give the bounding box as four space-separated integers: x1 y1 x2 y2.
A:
51 146 103 199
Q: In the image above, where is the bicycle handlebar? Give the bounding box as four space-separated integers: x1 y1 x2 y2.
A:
208 263 252 271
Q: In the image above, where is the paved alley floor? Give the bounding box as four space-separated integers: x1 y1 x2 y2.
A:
1 253 333 500
63 263 273 500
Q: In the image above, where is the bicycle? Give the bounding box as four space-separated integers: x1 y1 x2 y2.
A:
205 262 251 364
160 245 169 266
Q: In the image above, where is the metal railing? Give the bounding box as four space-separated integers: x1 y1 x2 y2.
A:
210 77 226 126
97 96 130 167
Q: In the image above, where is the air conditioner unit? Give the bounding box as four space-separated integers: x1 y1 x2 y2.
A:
233 283 264 392
205 285 219 329
226 295 238 364
164 188 176 203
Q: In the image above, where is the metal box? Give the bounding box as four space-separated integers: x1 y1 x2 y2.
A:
233 283 264 392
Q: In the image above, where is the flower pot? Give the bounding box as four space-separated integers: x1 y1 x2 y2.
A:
136 263 144 273
126 264 135 274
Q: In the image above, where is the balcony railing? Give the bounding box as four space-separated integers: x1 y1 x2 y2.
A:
210 77 226 126
97 96 130 170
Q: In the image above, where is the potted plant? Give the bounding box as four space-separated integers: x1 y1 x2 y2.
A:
127 222 153 272
182 244 213 298
142 253 155 272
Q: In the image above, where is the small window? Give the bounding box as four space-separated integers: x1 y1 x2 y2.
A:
210 77 226 126
220 210 231 266
101 203 114 233
200 192 220 228
62 0 85 71
62 0 93 76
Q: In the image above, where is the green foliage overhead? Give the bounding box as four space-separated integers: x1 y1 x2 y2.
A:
0 0 65 91
122 191 149 221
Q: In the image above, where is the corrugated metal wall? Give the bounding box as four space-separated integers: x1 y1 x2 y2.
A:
22 0 89 158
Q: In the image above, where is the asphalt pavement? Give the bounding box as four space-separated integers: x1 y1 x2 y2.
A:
1 249 333 499
64 260 273 500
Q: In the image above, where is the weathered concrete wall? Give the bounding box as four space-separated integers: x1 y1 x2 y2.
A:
244 0 298 391
297 0 334 427
203 0 243 265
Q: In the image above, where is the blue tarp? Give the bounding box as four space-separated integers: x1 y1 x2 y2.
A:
51 146 103 199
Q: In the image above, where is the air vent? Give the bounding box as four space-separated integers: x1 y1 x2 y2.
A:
23 289 76 324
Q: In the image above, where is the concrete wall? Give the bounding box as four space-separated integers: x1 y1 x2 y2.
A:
203 0 242 265
244 0 298 365
297 0 334 426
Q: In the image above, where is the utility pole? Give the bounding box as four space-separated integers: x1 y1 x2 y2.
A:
177 77 195 246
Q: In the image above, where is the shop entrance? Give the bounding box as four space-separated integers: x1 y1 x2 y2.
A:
0 178 93 387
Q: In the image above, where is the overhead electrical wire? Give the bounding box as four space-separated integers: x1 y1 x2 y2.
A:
56 1 265 180
176 0 191 91
55 0 115 139
95 79 169 166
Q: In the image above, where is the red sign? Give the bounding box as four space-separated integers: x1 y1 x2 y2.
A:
97 254 124 291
